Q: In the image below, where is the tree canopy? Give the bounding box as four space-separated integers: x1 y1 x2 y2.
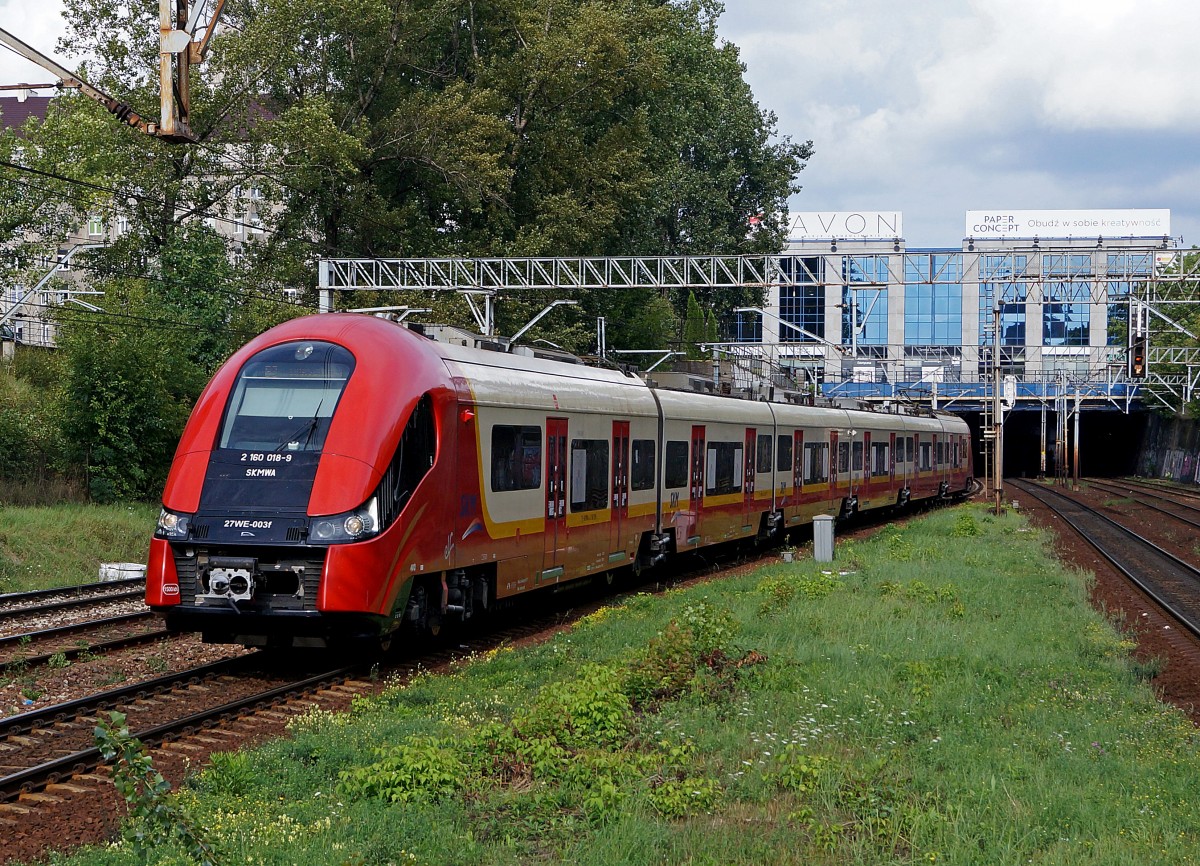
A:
44 0 809 337
1 0 811 499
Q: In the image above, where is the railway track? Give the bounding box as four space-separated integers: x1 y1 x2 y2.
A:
0 538 765 815
1084 478 1200 530
0 577 144 610
1118 476 1200 505
0 612 168 675
0 654 358 803
1008 479 1200 640
0 582 145 626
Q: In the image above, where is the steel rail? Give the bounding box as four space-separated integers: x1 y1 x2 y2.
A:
0 611 154 650
0 577 144 605
0 626 170 676
0 655 256 739
1009 478 1200 641
1084 479 1200 530
1114 476 1200 506
0 589 145 622
0 663 357 801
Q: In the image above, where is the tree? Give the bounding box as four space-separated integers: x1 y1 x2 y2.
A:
6 0 810 500
683 290 706 359
56 293 198 502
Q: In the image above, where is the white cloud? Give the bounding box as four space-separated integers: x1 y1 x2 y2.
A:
0 1 68 87
719 0 1200 244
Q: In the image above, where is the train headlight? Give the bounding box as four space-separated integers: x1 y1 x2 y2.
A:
309 497 379 544
155 508 191 540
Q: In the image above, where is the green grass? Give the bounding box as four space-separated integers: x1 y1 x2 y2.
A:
42 505 1200 865
0 502 158 592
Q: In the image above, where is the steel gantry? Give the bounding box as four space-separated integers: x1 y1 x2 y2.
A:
318 245 1200 414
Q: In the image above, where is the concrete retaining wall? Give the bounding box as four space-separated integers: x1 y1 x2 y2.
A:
1137 414 1200 485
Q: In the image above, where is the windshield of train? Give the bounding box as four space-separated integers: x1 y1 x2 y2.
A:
217 341 356 452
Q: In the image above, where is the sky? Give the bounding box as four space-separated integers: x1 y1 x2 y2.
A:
716 0 1200 247
3 0 1199 247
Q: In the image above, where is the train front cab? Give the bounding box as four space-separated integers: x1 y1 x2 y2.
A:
147 316 459 648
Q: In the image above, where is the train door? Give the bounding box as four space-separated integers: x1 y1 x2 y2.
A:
688 425 705 544
861 432 871 494
611 421 629 552
544 417 568 575
792 430 804 507
889 432 897 497
744 428 757 528
932 433 941 485
829 429 841 509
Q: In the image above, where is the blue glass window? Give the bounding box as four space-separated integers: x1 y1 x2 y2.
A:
1106 252 1152 276
979 255 1027 347
842 287 887 346
904 254 962 346
1042 300 1090 346
779 256 824 342
732 311 762 342
1106 303 1128 347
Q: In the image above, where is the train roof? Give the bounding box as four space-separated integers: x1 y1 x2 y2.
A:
281 314 968 430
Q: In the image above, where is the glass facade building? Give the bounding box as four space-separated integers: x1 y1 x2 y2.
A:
744 224 1174 403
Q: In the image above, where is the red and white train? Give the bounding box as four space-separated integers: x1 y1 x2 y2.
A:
146 313 974 648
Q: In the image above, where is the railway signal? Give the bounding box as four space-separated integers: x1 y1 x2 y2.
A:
1129 334 1147 379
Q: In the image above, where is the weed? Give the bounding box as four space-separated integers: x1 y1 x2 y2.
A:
1130 656 1164 682
950 511 981 537
98 669 128 687
516 664 631 749
20 685 42 702
646 775 721 819
773 746 834 797
145 655 169 674
94 711 219 865
47 651 70 669
196 751 258 798
756 575 796 614
339 736 466 804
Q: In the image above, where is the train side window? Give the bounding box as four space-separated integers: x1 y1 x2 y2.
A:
664 441 689 488
756 434 773 473
378 394 437 528
920 441 932 471
491 425 542 492
936 441 944 466
631 439 656 491
776 435 793 473
838 441 850 473
906 436 915 463
871 441 889 476
705 441 743 495
851 441 864 473
803 442 828 484
570 439 609 511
